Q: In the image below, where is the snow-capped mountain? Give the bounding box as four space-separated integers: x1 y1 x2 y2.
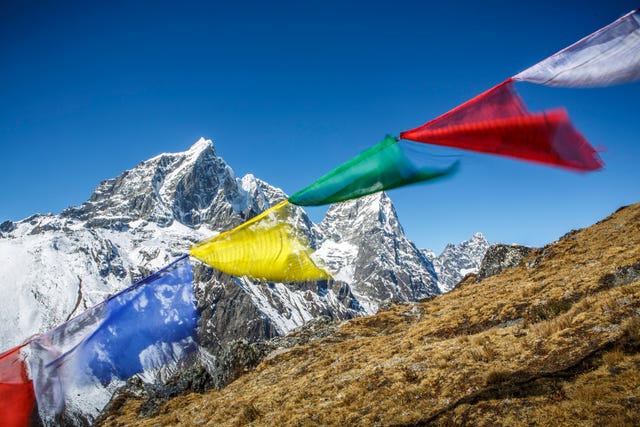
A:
422 232 490 293
59 138 276 231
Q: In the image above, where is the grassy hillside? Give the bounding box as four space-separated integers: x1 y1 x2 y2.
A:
99 203 640 426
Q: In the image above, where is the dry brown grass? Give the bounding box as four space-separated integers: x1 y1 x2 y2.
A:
99 203 640 427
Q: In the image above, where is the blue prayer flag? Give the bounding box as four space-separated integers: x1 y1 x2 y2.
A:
28 255 198 423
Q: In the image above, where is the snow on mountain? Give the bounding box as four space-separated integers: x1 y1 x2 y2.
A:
0 215 204 350
423 232 490 293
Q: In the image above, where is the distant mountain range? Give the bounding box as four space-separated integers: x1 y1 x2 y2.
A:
423 232 490 293
0 138 488 422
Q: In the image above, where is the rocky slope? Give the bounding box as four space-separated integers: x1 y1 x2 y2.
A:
99 203 640 426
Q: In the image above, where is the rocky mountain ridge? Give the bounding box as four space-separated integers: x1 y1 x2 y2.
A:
316 192 441 311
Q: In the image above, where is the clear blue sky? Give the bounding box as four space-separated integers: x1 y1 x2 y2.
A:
1 0 639 253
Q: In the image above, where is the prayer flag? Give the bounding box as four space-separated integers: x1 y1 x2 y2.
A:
0 345 36 427
400 81 603 171
514 9 640 87
191 201 330 282
288 135 459 206
28 255 197 423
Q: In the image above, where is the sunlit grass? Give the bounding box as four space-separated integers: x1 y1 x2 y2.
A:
99 204 640 427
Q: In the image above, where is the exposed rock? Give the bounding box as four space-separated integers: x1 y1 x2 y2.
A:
476 243 535 281
599 262 640 288
525 246 555 269
0 220 16 233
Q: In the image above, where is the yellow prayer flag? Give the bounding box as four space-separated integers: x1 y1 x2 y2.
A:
190 201 330 282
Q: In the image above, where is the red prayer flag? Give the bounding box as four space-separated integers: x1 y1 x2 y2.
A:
400 80 603 171
0 345 37 427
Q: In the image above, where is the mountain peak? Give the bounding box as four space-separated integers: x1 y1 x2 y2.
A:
470 232 486 242
59 138 279 229
189 137 214 154
146 137 215 165
319 192 403 239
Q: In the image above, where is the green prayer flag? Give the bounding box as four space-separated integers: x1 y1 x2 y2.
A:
289 135 459 206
